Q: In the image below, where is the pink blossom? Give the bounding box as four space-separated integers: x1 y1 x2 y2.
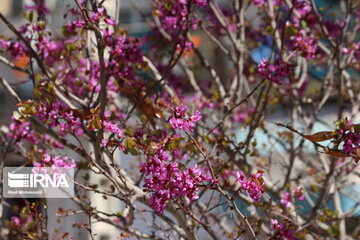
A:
36 99 83 137
101 138 109 147
33 154 76 174
103 121 123 138
228 24 237 32
232 106 255 123
292 0 311 18
289 30 317 59
252 0 266 7
104 17 116 26
169 104 202 132
7 118 39 144
258 57 293 85
140 148 211 214
153 0 206 33
280 192 292 208
335 119 360 155
0 39 27 59
271 219 296 240
64 18 85 34
236 170 265 202
11 216 21 226
343 48 350 55
294 186 305 201
90 8 105 21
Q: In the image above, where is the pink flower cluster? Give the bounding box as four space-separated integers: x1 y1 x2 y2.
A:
258 58 293 85
57 58 101 97
36 36 65 66
345 43 360 62
280 192 292 208
104 30 143 64
281 187 305 208
232 106 255 123
154 0 206 31
90 7 105 22
292 0 311 18
103 120 123 137
251 0 266 7
64 18 85 35
33 153 76 171
168 104 202 132
140 148 211 214
289 30 317 59
335 120 360 155
11 216 21 226
271 219 296 240
7 113 65 150
236 170 265 202
191 94 215 110
322 20 344 39
101 119 123 147
152 0 206 51
294 186 305 201
0 39 27 59
102 29 144 83
36 99 83 136
7 118 39 144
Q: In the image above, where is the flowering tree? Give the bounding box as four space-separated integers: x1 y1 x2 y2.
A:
0 0 360 239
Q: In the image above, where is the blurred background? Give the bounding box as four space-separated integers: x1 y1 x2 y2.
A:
0 0 359 239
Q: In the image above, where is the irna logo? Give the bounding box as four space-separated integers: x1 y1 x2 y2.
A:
3 167 74 198
8 172 69 188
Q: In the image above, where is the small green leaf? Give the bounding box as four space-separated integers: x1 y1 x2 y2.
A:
21 206 30 216
300 20 307 29
92 117 102 129
125 139 136 149
203 135 211 144
23 11 33 22
129 147 139 156
82 173 90 181
125 127 134 137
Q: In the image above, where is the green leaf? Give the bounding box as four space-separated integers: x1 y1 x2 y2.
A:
21 206 30 216
92 117 102 129
23 11 33 22
66 42 77 51
284 26 298 37
82 173 90 181
129 147 139 156
203 135 211 144
166 140 177 151
125 127 134 137
166 138 181 151
335 118 348 130
125 139 136 149
300 20 307 29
